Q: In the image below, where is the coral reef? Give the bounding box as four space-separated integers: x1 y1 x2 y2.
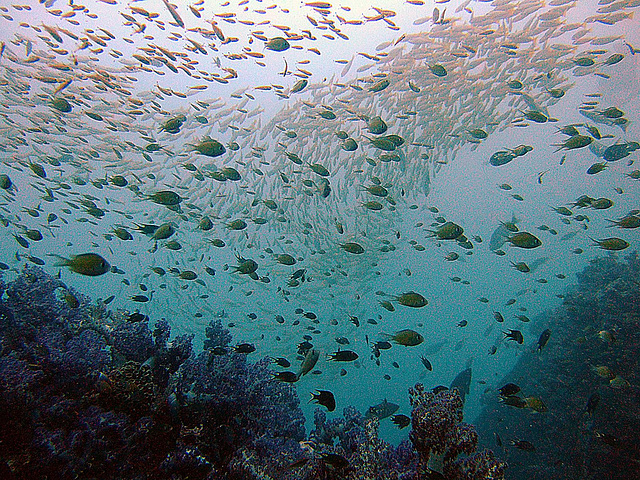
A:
475 253 640 480
302 386 504 480
306 406 418 480
0 266 504 479
409 385 505 479
0 266 304 479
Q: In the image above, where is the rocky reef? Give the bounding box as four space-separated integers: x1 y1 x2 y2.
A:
475 253 640 480
0 266 504 479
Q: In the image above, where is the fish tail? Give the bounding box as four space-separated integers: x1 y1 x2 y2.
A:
49 254 69 267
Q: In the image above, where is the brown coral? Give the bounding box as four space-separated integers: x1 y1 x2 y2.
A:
100 361 155 417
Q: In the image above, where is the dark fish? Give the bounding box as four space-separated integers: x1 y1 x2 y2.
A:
127 312 148 323
498 383 521 397
320 453 349 469
496 433 503 447
291 268 306 280
450 367 472 403
234 343 256 354
594 431 622 449
310 390 336 411
298 341 313 355
511 439 536 452
536 329 551 351
27 255 46 266
586 392 600 416
273 357 291 368
375 340 392 350
504 329 524 344
421 356 433 371
366 399 399 420
328 350 358 361
391 414 411 429
273 371 299 383
432 385 448 394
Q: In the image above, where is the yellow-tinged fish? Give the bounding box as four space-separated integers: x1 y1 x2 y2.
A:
592 365 615 380
524 396 547 413
53 253 110 276
384 329 424 346
393 291 427 308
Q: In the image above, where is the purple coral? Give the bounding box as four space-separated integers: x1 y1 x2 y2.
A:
409 384 506 479
308 405 421 480
0 267 306 479
4 264 88 329
173 326 306 475
111 320 155 363
63 329 110 375
203 318 232 349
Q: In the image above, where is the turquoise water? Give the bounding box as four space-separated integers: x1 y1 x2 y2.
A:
0 0 638 450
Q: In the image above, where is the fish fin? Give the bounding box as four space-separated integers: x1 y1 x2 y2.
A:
48 254 69 267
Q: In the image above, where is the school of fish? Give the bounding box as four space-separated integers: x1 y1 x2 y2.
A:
0 0 638 452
